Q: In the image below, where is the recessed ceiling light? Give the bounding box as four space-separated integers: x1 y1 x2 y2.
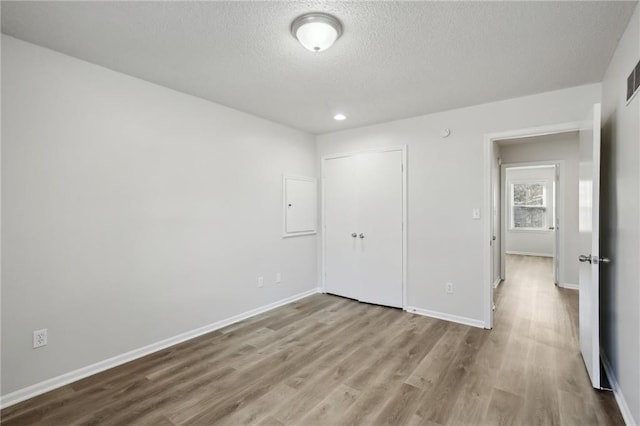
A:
333 113 347 121
291 13 343 53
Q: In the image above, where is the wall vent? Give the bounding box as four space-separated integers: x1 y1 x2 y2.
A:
627 58 640 103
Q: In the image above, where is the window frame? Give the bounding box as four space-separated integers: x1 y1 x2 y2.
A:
509 180 551 232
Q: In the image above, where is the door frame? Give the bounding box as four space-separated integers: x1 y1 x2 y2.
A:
500 160 565 285
483 122 581 329
320 145 408 309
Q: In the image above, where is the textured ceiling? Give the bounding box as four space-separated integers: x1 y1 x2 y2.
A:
1 1 637 134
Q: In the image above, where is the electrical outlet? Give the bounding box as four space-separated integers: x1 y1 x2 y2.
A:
446 283 454 294
276 272 281 284
257 276 264 288
33 329 47 348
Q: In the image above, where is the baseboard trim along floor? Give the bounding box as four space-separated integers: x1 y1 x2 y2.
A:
0 287 321 410
405 306 485 329
505 251 553 258
602 353 637 426
558 282 579 290
493 277 503 289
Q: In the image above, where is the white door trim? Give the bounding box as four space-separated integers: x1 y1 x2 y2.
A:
321 145 408 309
500 160 566 285
483 121 581 329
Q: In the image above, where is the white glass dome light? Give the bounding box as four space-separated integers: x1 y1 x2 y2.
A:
291 13 343 53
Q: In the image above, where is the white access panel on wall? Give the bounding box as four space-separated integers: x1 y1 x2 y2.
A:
322 147 406 309
283 175 317 237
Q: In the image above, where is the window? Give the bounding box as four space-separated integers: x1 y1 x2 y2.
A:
510 182 547 230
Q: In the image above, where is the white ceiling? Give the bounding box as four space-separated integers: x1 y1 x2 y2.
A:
1 1 637 134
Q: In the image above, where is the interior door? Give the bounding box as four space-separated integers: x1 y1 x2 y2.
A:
356 151 403 308
324 156 360 300
578 103 602 389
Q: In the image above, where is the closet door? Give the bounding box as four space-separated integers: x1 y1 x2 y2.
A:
324 156 360 300
356 151 403 308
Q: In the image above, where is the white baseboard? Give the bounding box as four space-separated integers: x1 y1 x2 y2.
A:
0 288 320 410
506 251 553 258
602 353 637 426
558 282 579 290
405 306 485 329
493 277 503 289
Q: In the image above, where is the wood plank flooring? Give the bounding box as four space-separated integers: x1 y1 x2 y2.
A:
1 255 624 425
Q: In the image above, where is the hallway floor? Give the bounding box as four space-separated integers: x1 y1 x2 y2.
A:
491 254 623 425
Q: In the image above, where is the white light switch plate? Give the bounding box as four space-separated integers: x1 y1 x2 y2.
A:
472 208 481 219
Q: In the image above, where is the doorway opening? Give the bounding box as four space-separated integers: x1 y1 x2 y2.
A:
499 162 561 287
484 104 606 391
491 131 581 306
483 122 583 329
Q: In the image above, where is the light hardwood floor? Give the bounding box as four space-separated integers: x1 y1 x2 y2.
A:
1 254 624 425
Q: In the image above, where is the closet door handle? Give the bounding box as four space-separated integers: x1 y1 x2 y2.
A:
359 233 365 239
351 233 357 238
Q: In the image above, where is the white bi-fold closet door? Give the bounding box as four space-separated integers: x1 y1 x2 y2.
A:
323 148 405 308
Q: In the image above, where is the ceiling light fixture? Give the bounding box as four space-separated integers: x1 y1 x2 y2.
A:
291 12 343 53
333 113 347 121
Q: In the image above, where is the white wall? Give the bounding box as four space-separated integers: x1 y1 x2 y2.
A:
499 132 581 286
1 36 318 396
317 83 601 324
504 167 555 257
600 3 640 424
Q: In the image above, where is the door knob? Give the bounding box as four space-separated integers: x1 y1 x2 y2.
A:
579 254 592 264
599 257 611 264
548 226 555 230
359 233 365 239
351 233 357 238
